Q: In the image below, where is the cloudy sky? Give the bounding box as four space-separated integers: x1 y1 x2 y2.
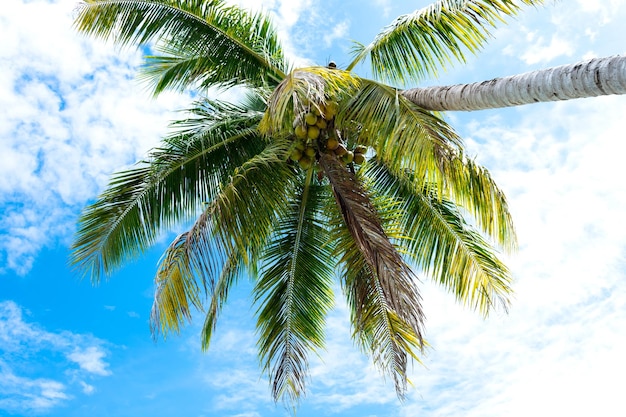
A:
1 0 626 416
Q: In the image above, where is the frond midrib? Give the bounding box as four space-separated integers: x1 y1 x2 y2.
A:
280 167 314 392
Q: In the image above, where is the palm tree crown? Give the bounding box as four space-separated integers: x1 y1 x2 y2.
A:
71 0 544 404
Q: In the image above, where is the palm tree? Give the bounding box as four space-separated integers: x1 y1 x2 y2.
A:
70 0 623 405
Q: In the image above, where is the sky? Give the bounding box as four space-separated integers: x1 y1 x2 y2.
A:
1 0 626 416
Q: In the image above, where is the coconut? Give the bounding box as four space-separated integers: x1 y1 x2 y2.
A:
334 143 347 156
305 146 316 157
342 151 354 164
299 156 313 169
305 112 318 126
316 118 327 129
307 125 320 140
353 153 366 165
295 140 306 151
295 124 307 139
324 101 339 119
326 137 339 150
290 149 303 161
354 145 367 154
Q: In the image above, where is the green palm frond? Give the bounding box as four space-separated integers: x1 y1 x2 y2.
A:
255 168 335 403
150 200 247 346
209 139 297 265
200 241 245 350
70 99 264 282
336 79 462 189
443 155 517 250
319 153 425 397
150 226 207 337
348 0 543 84
74 0 287 91
366 161 512 314
336 79 515 248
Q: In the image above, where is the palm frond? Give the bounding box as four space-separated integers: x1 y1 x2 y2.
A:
254 169 335 403
443 155 517 251
150 224 207 337
337 79 515 249
70 99 264 282
209 139 297 265
336 79 462 189
200 241 245 350
319 152 425 398
150 203 246 348
74 0 287 91
347 0 544 84
365 161 512 314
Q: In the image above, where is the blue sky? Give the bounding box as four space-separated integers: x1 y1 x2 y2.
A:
2 0 626 416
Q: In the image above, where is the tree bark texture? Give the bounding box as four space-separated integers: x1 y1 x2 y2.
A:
402 55 626 111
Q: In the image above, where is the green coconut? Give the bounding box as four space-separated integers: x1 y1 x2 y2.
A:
342 151 354 164
290 149 303 161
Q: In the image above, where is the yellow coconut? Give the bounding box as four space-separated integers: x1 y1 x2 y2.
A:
324 101 339 119
295 124 307 139
299 156 313 170
305 112 318 126
354 145 367 154
305 147 316 157
316 118 327 129
307 125 320 140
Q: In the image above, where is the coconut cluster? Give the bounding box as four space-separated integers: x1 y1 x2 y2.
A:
289 100 367 170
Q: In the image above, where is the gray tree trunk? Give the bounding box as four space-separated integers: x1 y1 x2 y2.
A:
402 55 626 111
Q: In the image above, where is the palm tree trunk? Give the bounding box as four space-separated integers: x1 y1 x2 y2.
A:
402 55 626 111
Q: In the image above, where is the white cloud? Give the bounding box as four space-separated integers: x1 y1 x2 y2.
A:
372 0 392 18
0 301 112 413
307 301 397 411
67 346 112 376
520 35 574 65
323 20 350 48
0 0 190 275
0 363 70 413
384 87 626 416
79 380 96 395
